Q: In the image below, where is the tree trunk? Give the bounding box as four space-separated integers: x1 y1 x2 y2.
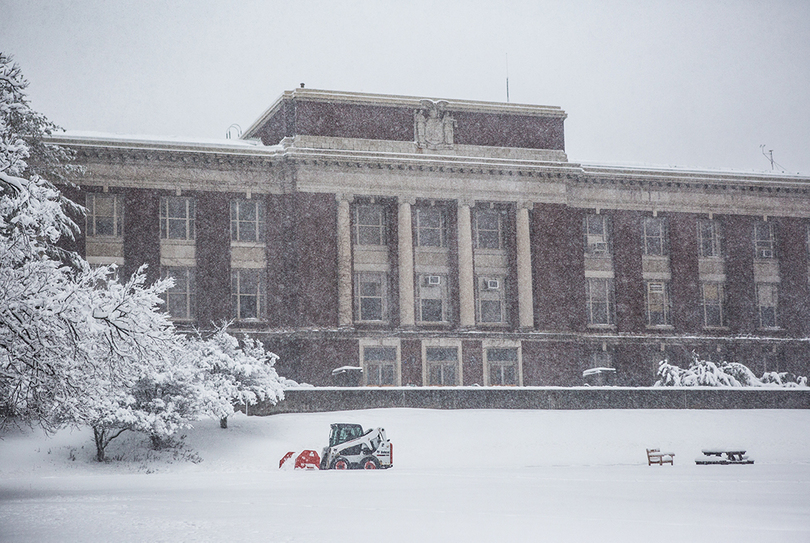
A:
92 426 127 462
220 416 228 429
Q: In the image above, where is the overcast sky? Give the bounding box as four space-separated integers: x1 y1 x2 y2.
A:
3 1 809 174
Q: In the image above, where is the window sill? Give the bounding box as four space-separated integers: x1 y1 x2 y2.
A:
646 325 674 330
587 324 616 330
231 241 266 248
161 238 195 245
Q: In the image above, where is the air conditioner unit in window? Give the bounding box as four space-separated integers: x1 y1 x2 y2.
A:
425 275 441 286
485 279 500 290
591 242 608 253
648 283 664 293
759 249 774 258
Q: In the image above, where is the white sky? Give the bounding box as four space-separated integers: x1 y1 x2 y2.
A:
3 0 809 174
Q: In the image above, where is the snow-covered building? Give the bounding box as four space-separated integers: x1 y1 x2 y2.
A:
54 88 810 386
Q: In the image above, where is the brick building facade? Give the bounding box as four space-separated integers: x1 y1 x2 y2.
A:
54 88 810 386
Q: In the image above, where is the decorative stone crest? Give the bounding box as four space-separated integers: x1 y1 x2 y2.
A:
414 100 455 149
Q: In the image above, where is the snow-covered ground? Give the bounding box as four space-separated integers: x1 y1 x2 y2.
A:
2 408 809 542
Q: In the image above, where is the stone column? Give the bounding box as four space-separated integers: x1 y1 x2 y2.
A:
516 202 535 329
336 194 353 328
398 197 415 327
457 200 475 328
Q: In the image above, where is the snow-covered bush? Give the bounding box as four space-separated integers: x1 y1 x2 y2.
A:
654 353 808 388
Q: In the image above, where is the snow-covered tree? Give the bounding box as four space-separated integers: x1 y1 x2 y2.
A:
1 54 297 461
183 326 289 429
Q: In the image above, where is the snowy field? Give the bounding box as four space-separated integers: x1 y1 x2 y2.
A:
2 408 809 543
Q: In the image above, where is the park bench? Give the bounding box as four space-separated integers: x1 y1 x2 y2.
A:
646 448 675 465
696 449 754 465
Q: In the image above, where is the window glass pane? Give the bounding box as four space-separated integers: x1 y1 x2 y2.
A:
360 298 382 321
95 217 115 236
364 347 396 362
419 208 441 228
94 195 114 217
239 201 256 222
358 226 382 246
426 347 457 362
167 198 187 219
487 348 518 362
240 296 258 319
480 300 502 322
418 228 441 247
421 299 443 321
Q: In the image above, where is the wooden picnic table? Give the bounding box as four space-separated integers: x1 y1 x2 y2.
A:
696 449 754 465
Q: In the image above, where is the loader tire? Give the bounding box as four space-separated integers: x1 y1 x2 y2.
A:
332 457 350 470
361 456 380 469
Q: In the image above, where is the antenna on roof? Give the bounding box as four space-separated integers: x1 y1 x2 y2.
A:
760 144 788 171
226 124 242 139
505 53 510 103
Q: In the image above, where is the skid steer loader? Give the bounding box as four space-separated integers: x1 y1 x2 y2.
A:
279 423 393 470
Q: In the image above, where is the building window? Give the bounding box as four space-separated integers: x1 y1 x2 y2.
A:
757 283 778 328
586 278 615 326
697 219 722 258
584 214 610 256
230 199 265 242
474 207 503 249
416 274 448 323
486 347 519 386
414 206 447 247
426 346 458 386
231 269 265 320
754 221 776 259
701 282 725 328
161 267 195 320
354 272 387 322
160 196 195 240
363 346 397 386
86 193 123 237
645 280 671 326
477 276 505 324
354 204 386 246
643 217 668 256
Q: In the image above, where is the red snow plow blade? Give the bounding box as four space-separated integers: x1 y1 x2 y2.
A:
279 450 321 470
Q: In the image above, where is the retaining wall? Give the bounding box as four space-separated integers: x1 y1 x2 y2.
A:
248 387 810 415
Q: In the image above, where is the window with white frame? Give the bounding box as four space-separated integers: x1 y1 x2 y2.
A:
586 278 615 326
231 268 264 320
645 280 671 326
426 346 458 386
697 219 722 258
86 193 123 237
754 221 776 259
757 283 778 328
416 274 448 323
363 346 397 386
354 272 387 322
477 276 505 324
486 347 519 386
584 214 610 256
474 207 503 249
414 206 447 247
701 282 725 328
160 196 195 240
230 199 265 242
354 204 386 246
643 217 668 256
161 267 195 320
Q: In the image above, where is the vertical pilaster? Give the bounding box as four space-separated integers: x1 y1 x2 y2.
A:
457 200 475 328
516 202 534 329
398 197 415 327
336 194 353 328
